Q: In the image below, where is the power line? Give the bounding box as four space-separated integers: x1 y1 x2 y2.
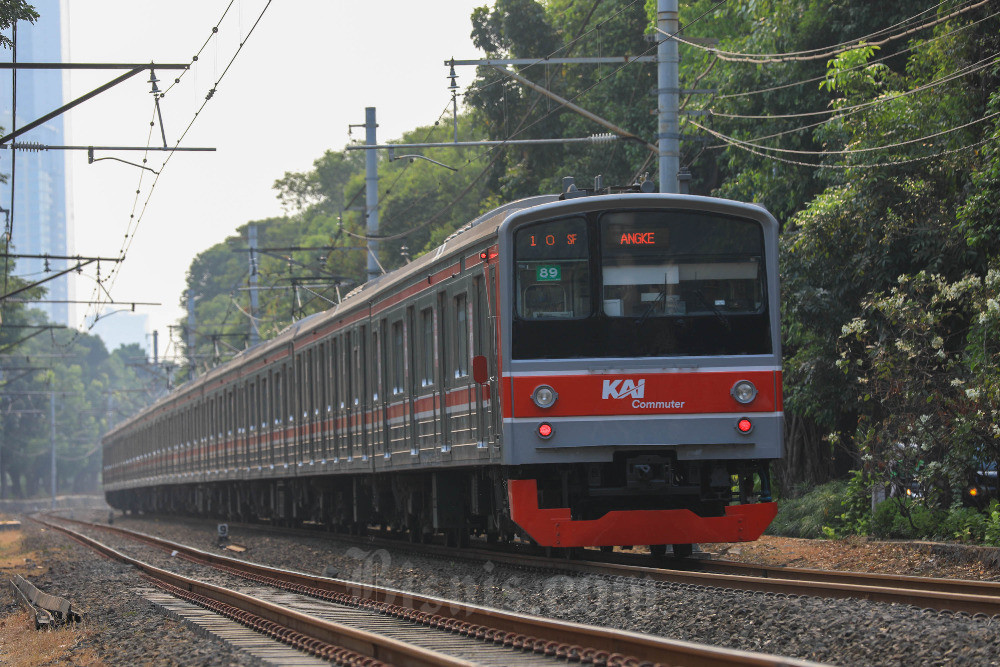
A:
707 52 1000 121
83 1 276 331
340 1 726 245
696 52 1000 149
713 8 1000 100
690 119 992 169
666 0 992 64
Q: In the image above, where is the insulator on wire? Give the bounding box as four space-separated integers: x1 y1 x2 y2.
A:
588 133 617 144
12 142 45 152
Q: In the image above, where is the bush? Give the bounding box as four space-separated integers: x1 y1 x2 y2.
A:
767 479 849 538
869 498 945 539
767 478 1000 545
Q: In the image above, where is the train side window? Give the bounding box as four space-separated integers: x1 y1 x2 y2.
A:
391 320 404 395
420 307 434 387
454 293 469 379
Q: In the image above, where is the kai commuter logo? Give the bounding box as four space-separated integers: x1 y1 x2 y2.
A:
602 379 645 400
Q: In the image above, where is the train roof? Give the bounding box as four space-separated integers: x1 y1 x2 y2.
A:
106 194 558 435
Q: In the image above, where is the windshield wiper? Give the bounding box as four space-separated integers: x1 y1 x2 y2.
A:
693 289 731 330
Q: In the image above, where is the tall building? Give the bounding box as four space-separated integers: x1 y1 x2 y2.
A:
0 0 70 325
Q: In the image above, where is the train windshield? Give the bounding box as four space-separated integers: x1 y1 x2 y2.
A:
513 208 772 359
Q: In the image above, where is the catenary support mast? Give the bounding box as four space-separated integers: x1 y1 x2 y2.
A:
658 0 680 194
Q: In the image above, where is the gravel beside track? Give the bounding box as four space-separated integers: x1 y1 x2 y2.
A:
50 511 1000 666
2 519 263 666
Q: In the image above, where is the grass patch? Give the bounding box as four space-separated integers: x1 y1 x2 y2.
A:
0 608 98 666
0 525 99 665
767 479 849 538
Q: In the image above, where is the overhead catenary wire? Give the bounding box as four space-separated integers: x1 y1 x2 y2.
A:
713 7 1000 100
694 111 1000 157
90 1 275 318
689 118 993 170
342 0 729 245
662 0 994 64
697 51 1000 151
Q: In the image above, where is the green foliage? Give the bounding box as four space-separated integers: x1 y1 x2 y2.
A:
767 479 848 538
869 498 944 540
170 0 1000 507
985 501 1000 546
0 1 38 50
770 478 1000 545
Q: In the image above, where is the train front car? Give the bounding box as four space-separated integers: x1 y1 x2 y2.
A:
498 194 782 555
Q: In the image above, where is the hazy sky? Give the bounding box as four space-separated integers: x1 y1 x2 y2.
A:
57 1 487 359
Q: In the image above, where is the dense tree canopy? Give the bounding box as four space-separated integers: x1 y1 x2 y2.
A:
172 0 1000 505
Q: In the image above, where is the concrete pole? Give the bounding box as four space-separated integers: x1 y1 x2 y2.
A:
50 391 56 510
248 225 260 346
657 0 680 193
365 107 380 282
187 292 196 381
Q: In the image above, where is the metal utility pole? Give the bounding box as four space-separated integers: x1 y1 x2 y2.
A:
657 0 680 193
152 330 159 365
248 225 260 347
364 108 380 282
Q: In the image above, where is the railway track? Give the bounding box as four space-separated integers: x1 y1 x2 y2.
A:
38 515 815 667
176 515 1000 617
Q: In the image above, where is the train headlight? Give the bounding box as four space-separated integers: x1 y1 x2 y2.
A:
531 384 558 409
731 380 758 404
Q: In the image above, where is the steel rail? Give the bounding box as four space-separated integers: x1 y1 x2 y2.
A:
48 515 817 667
35 518 473 667
685 557 1000 598
207 517 1000 616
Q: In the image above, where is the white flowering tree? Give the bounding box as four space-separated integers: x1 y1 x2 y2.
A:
838 268 1000 508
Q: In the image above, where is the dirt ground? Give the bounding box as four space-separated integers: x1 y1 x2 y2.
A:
713 534 1000 581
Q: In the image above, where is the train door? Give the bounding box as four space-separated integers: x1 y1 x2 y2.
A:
416 304 437 452
436 292 450 451
358 324 370 462
262 373 272 469
332 336 343 461
343 331 356 462
317 342 328 462
283 362 293 467
273 367 284 467
445 285 474 447
472 274 489 447
388 317 407 457
484 263 502 451
348 328 362 461
405 307 418 456
288 352 307 463
305 348 316 462
371 320 388 461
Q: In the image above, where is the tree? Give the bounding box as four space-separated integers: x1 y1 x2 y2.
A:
0 0 37 50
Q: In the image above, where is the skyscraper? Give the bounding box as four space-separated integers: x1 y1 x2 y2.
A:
0 0 70 325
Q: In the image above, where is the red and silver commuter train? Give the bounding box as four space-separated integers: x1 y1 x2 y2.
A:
103 187 782 555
